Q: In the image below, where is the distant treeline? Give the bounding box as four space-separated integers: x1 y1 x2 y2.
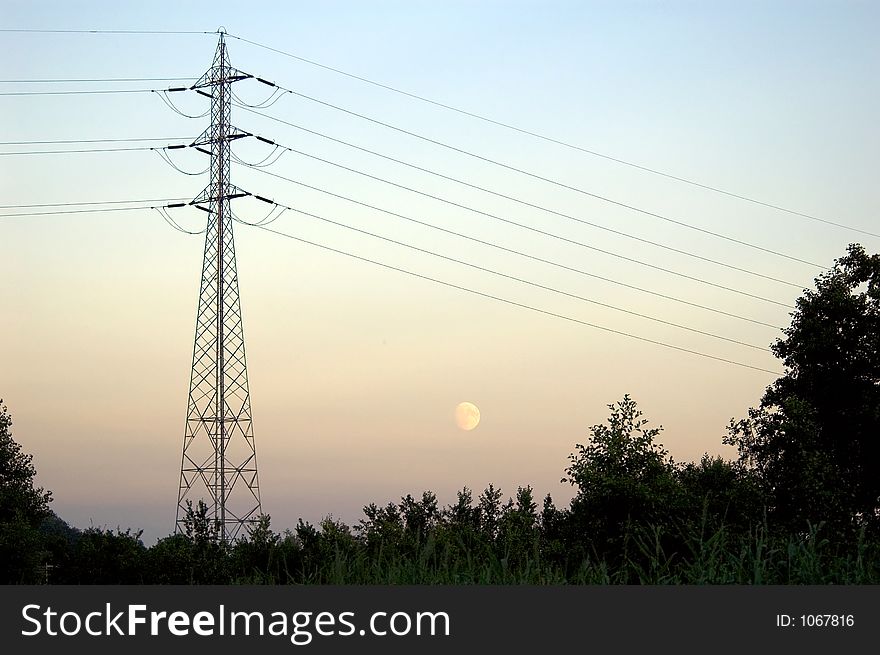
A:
1 245 878 584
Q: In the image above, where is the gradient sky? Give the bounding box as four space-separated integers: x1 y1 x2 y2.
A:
2 1 878 543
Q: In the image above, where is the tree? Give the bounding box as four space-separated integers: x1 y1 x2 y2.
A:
0 401 52 525
497 486 540 570
563 395 682 561
725 244 880 533
0 400 54 583
59 527 146 584
676 454 764 536
231 514 284 583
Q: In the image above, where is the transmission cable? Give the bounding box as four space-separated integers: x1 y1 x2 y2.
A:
240 156 795 308
154 148 209 176
154 89 210 118
1 200 206 235
230 204 288 227
0 142 190 156
243 89 827 270
1 204 168 218
230 145 287 168
0 137 191 145
0 197 188 209
0 88 157 96
227 33 876 239
243 197 769 352
0 28 215 35
236 168 780 328
231 86 286 109
245 221 782 376
31 130 780 308
0 77 193 83
237 115 810 286
3 84 213 119
0 146 158 155
154 206 206 235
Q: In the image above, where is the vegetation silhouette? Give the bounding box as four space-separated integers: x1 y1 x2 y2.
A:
725 244 880 535
1 245 878 584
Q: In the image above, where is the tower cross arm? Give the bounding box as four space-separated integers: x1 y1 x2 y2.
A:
191 65 252 90
190 184 251 207
190 125 251 149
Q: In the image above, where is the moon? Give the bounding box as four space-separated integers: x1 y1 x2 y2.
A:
455 402 481 431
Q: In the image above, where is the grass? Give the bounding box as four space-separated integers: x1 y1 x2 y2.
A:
228 524 880 585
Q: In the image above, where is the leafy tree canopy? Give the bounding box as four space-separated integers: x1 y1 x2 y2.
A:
563 394 674 494
726 244 880 531
0 401 52 526
563 395 681 553
0 401 54 582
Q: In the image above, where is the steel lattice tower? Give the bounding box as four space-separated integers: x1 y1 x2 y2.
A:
176 32 260 541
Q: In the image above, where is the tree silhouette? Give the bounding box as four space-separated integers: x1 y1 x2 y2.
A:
726 244 880 533
562 395 682 566
0 400 53 582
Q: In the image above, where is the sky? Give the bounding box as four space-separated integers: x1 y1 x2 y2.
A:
1 1 878 544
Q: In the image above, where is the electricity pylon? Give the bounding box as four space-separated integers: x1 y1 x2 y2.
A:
176 31 261 542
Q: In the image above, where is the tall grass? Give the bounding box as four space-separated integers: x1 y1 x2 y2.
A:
229 523 880 585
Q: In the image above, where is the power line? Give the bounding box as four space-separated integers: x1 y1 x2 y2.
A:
0 88 155 96
0 139 204 178
0 137 190 145
0 143 188 155
0 205 163 218
254 89 829 271
240 199 769 352
154 90 211 119
244 221 782 376
231 86 287 109
242 156 797 308
0 28 213 34
0 200 206 233
154 148 209 176
2 186 782 329
237 109 814 284
1 147 152 155
7 123 800 301
1 194 781 372
0 197 188 209
0 77 193 83
230 203 288 227
236 171 780 329
155 206 206 235
226 32 877 239
230 144 287 168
